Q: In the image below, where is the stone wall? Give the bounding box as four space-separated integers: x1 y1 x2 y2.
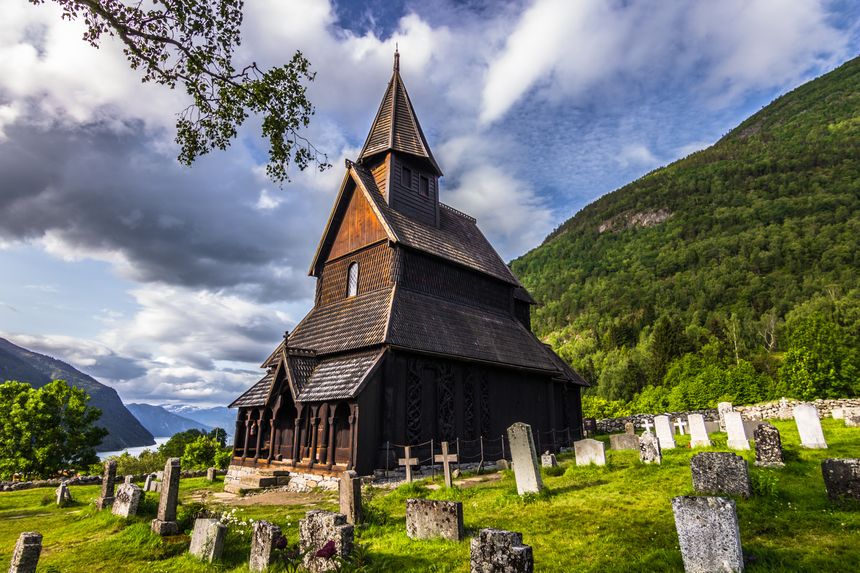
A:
595 409 717 434
0 468 226 492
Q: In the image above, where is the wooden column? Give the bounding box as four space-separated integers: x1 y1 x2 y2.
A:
326 411 337 469
291 404 305 467
267 398 281 463
241 411 252 461
348 404 360 471
317 403 330 466
253 408 265 460
308 406 320 468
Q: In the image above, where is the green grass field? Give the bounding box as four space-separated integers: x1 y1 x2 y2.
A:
1 418 858 572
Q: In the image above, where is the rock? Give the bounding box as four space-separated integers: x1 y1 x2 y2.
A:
672 496 743 573
189 518 227 563
821 458 860 501
469 528 533 573
406 498 464 541
574 439 606 466
690 452 752 498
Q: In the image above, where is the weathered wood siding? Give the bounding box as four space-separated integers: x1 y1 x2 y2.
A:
317 242 392 306
388 154 438 226
327 185 387 262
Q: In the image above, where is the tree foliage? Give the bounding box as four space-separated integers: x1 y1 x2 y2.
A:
33 0 330 182
0 380 107 479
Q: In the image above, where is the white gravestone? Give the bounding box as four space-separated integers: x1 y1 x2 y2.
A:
794 404 827 449
687 414 712 448
506 423 544 495
642 419 654 433
674 418 687 435
112 483 143 518
717 402 733 432
724 412 750 450
574 439 606 466
654 415 676 449
832 407 844 420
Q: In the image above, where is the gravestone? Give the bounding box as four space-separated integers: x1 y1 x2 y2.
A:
8 532 42 573
96 460 117 510
143 473 156 492
844 408 860 428
405 498 464 541
717 402 733 432
112 483 143 518
704 420 721 435
609 432 639 450
742 420 765 440
624 421 635 434
206 467 216 482
151 458 181 535
690 452 752 498
299 510 354 573
339 471 362 525
55 482 72 506
470 528 533 573
777 397 792 419
674 418 687 435
832 407 844 420
506 423 544 495
398 446 419 482
540 451 558 468
496 459 510 470
821 458 860 501
435 441 458 488
672 496 743 573
794 404 827 448
124 475 133 485
753 423 784 467
582 417 597 436
688 414 712 448
654 415 676 449
724 412 750 450
639 432 662 464
249 520 281 572
574 439 606 466
189 517 227 563
641 419 654 433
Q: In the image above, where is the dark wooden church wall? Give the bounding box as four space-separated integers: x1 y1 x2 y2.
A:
355 369 383 475
388 154 438 227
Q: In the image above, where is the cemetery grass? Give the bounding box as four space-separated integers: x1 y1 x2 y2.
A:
0 420 857 572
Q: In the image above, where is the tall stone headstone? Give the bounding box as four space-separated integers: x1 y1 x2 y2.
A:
540 451 557 468
8 532 42 573
96 459 117 510
690 452 752 498
339 471 362 525
144 473 155 492
654 415 676 449
717 402 734 432
793 404 827 449
151 458 181 535
189 518 227 563
687 414 712 448
206 467 217 482
112 483 143 518
574 439 606 466
639 432 662 464
470 528 533 573
672 496 743 573
753 423 784 467
724 412 750 450
299 510 354 573
821 458 860 501
506 423 544 495
249 520 281 572
406 498 464 541
55 482 72 506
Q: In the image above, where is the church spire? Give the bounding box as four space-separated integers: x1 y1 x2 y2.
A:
357 50 442 176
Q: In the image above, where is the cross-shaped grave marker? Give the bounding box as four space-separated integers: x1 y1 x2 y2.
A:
642 420 654 433
398 446 419 483
674 418 687 435
434 441 459 488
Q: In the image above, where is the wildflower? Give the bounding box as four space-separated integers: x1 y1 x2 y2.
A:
315 540 337 559
275 534 288 550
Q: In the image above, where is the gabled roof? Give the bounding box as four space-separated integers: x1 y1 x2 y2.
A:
229 370 275 408
297 349 385 402
357 51 442 175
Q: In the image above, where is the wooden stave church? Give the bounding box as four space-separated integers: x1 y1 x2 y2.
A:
229 52 587 476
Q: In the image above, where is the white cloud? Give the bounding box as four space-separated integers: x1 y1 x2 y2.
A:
617 144 659 169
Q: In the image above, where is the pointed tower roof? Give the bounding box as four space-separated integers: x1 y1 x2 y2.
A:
357 50 443 175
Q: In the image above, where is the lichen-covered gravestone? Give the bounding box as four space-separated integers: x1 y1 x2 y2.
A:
724 412 750 450
143 473 156 492
540 451 557 468
206 467 216 482
754 423 784 467
8 532 42 573
339 471 362 525
506 423 544 495
821 459 860 501
299 510 354 573
794 404 827 448
672 496 743 573
690 452 752 498
610 426 640 450
574 439 606 466
688 414 712 448
96 460 117 510
189 518 227 563
112 483 143 518
639 432 662 464
406 498 464 541
151 458 181 535
55 482 72 506
654 415 676 449
717 402 734 431
249 520 281 572
470 528 533 573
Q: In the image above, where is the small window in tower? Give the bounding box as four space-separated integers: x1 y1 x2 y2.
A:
347 262 359 297
420 176 430 197
402 166 413 188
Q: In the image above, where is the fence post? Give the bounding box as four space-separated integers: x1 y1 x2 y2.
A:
430 439 435 481
567 427 572 447
385 441 390 477
501 434 506 460
479 435 485 471
455 438 461 471
536 432 541 454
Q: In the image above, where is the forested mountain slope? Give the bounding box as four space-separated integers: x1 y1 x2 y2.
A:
0 338 155 451
511 56 860 415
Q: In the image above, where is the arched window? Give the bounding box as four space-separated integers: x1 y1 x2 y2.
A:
347 262 359 297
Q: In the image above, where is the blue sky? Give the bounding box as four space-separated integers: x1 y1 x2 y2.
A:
0 0 858 406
